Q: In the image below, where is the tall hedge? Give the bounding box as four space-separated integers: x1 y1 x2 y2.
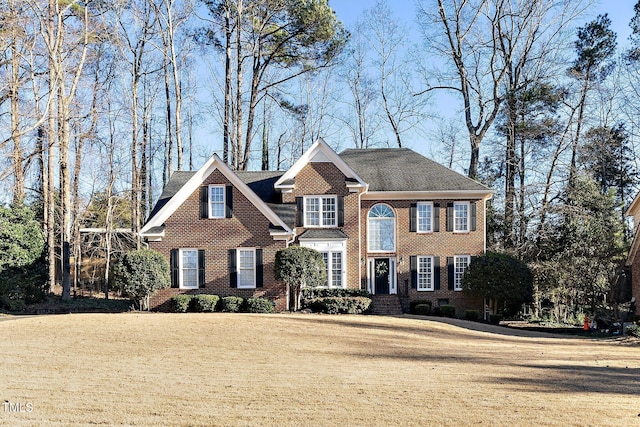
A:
111 249 170 310
274 246 326 311
0 205 46 311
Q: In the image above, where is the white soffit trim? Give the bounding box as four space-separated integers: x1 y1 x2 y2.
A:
140 154 293 236
626 191 640 216
274 138 367 189
361 190 494 201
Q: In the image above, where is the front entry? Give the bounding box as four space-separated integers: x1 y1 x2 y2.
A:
374 258 390 294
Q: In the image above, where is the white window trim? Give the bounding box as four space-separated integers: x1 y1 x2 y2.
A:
179 248 199 289
417 255 434 291
303 195 337 228
453 201 470 233
299 240 346 289
417 201 434 233
454 254 471 291
368 204 396 253
366 257 397 295
208 184 225 219
237 248 256 289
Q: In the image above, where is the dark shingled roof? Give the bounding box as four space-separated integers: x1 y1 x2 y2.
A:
144 170 286 227
298 229 349 240
339 148 490 192
144 148 491 231
145 171 195 223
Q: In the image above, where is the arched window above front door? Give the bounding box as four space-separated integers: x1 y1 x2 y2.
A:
368 204 395 252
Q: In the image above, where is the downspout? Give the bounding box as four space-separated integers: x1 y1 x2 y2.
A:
358 184 369 293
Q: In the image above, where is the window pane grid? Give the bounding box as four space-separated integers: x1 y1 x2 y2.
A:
418 256 432 290
455 256 469 290
368 205 395 252
305 198 320 226
332 252 342 287
238 249 255 288
322 197 336 226
454 202 468 232
209 186 225 218
181 249 198 288
417 203 432 232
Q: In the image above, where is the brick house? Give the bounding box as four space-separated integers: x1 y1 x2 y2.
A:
141 139 494 314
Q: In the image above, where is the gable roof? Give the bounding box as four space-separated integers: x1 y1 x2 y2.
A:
274 138 367 190
339 148 493 199
140 154 293 237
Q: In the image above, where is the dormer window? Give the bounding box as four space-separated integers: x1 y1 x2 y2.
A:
304 196 337 227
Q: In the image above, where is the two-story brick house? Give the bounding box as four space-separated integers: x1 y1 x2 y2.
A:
141 139 493 314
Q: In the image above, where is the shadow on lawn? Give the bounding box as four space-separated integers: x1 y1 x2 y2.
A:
494 364 640 395
282 313 577 342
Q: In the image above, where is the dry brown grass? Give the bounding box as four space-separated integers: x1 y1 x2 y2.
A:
1 313 639 426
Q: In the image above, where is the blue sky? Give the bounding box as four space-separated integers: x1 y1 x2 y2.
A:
330 0 635 47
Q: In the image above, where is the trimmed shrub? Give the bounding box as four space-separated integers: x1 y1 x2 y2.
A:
625 324 639 338
301 288 371 299
413 304 431 316
410 300 432 315
305 296 371 314
172 295 192 313
222 296 244 313
465 310 480 321
246 297 274 313
489 314 503 324
193 295 220 312
111 249 170 310
437 305 456 318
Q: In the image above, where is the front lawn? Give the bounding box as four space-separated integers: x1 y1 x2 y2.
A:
1 313 638 426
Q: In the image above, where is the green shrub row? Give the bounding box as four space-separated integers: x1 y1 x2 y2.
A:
303 296 371 314
301 288 371 300
410 300 432 315
464 310 479 321
627 324 640 338
170 295 274 313
433 304 456 318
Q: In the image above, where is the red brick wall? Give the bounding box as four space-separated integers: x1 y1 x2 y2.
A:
287 162 363 289
360 199 486 315
148 169 287 311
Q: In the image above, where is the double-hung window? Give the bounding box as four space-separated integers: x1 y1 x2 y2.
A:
417 256 434 291
237 249 256 289
179 249 199 289
417 202 433 233
454 255 470 291
209 185 225 218
304 196 337 227
453 201 469 233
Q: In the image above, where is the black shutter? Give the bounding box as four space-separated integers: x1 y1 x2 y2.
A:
410 203 417 232
296 197 304 227
255 249 263 288
170 249 179 288
410 256 417 289
198 250 206 288
434 203 440 232
447 257 454 290
337 196 344 227
201 187 209 219
434 256 441 290
446 203 453 232
470 201 477 231
225 185 233 218
229 249 237 288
